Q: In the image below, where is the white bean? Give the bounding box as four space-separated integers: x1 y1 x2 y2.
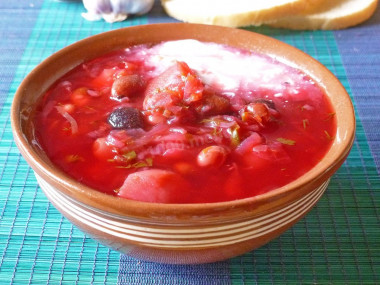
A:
197 146 227 168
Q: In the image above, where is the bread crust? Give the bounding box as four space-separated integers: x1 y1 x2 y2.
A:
269 0 378 30
161 0 326 27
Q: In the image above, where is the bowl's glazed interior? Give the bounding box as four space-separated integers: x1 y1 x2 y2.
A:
11 23 355 263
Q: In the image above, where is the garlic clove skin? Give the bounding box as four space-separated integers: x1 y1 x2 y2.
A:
102 13 128 23
82 11 103 22
82 0 154 23
110 0 154 15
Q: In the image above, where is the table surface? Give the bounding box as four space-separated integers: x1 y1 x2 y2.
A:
1 1 380 284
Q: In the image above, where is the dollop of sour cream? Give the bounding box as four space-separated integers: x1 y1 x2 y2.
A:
125 40 322 103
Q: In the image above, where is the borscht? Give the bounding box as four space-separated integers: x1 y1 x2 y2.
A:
34 40 336 203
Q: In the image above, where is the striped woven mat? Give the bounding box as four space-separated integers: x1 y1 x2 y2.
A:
0 1 379 284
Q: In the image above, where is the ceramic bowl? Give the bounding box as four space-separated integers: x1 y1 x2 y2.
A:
11 23 355 264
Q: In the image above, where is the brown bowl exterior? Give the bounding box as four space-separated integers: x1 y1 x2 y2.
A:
11 23 355 264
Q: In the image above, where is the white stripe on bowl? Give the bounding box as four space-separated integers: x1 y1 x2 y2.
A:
36 174 328 248
36 174 326 234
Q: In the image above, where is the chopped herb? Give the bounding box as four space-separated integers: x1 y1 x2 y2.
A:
66 154 83 163
146 157 153 166
227 124 241 147
131 161 149 168
324 130 334 140
212 128 222 137
324 112 336 121
85 106 96 111
124 139 134 146
116 165 131 169
201 118 220 127
241 112 251 122
271 118 285 126
302 119 309 129
123 150 137 161
116 157 154 169
276 138 296 145
231 128 240 147
90 120 100 126
163 109 172 118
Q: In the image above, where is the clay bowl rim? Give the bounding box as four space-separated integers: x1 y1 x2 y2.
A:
11 23 355 220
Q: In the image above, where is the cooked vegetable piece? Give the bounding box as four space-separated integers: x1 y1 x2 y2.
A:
93 137 117 160
55 105 79 134
195 93 230 116
240 102 271 125
71 87 91 106
235 133 263 155
118 169 191 203
253 98 276 110
143 61 204 111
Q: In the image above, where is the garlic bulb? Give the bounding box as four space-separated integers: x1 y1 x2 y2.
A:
82 0 154 23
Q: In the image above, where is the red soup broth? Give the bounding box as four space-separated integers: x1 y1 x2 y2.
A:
35 40 336 204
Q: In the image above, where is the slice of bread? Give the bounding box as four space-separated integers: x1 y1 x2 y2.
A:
269 0 378 30
161 0 326 28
